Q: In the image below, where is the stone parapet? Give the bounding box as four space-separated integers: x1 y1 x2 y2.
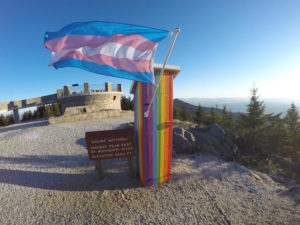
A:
105 82 112 92
84 83 90 94
117 83 122 92
58 92 122 114
57 89 63 97
63 85 71 96
48 109 121 124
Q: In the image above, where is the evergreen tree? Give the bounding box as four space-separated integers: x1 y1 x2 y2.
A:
7 115 14 124
173 107 181 120
240 88 266 130
28 110 33 120
194 104 204 124
221 105 228 125
221 105 234 129
121 95 134 110
128 96 134 110
228 110 234 128
285 103 300 153
45 105 53 117
262 113 290 156
285 103 299 132
180 105 190 121
52 103 61 116
238 88 267 155
22 111 29 121
38 106 45 118
206 107 222 124
222 105 228 119
33 110 38 119
0 114 7 126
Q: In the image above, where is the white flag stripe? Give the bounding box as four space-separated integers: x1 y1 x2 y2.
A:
83 42 156 60
49 42 157 66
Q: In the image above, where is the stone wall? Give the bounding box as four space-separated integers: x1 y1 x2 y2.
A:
0 102 9 111
48 109 121 124
0 94 57 111
58 92 122 114
0 82 122 124
41 94 57 104
8 101 22 110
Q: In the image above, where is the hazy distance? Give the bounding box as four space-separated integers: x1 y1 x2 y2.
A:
180 97 300 115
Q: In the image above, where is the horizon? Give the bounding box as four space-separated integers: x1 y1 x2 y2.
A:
2 96 300 119
180 96 300 103
176 97 300 116
0 1 300 102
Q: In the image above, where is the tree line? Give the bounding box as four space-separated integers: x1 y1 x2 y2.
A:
0 114 14 127
174 103 235 129
121 95 134 110
174 88 300 181
22 103 61 122
0 103 61 126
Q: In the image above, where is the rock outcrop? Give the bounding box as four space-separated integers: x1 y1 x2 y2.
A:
173 122 239 161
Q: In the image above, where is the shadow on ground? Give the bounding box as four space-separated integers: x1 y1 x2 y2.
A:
279 186 300 206
0 122 139 191
0 118 48 133
0 154 141 191
76 138 86 148
0 168 141 191
0 154 91 168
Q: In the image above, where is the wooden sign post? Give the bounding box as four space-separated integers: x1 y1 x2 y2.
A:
85 128 136 178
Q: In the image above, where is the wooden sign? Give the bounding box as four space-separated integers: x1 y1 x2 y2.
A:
85 128 135 160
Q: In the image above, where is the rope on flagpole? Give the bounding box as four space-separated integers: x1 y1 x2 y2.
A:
144 28 180 117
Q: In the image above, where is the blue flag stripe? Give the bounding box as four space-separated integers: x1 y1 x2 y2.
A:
45 21 169 43
53 58 154 83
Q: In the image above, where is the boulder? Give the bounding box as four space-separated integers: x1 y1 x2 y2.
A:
173 127 196 154
173 123 239 161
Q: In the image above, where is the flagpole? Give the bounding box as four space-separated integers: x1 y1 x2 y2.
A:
144 28 180 117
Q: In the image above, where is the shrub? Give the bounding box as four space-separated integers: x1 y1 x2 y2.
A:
6 114 14 124
0 114 7 126
121 95 134 110
173 107 181 120
180 105 191 121
22 111 30 122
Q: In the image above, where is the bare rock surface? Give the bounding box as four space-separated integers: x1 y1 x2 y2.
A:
173 121 239 161
0 111 299 225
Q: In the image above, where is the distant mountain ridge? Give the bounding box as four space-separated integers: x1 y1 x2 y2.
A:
179 97 300 115
173 99 240 119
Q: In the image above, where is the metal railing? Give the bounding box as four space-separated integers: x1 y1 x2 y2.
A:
62 83 120 97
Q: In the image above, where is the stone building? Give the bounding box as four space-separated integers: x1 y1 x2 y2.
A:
49 82 122 124
0 82 122 124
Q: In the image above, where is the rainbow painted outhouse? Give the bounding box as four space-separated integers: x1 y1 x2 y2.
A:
130 63 181 186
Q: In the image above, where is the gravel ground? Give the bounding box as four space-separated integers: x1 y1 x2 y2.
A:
0 111 299 225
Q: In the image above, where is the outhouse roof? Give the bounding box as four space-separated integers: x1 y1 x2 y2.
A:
130 63 181 94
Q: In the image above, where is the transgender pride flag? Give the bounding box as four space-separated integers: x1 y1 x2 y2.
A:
44 21 170 84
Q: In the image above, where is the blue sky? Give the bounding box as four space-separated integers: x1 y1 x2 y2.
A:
0 0 300 102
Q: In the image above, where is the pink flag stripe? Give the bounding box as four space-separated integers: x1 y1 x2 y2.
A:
45 34 157 53
54 50 152 73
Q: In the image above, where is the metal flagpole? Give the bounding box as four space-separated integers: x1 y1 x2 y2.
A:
144 28 180 117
